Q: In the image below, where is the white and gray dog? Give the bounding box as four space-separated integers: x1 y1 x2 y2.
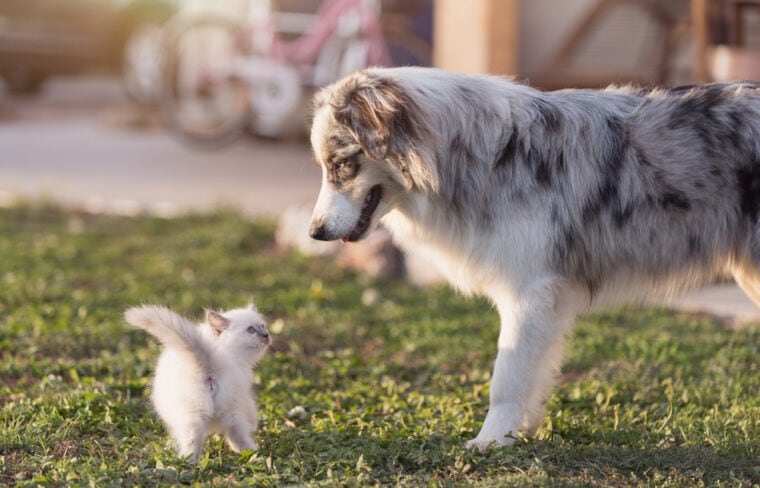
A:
307 67 760 450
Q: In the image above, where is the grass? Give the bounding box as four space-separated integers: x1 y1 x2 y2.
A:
0 203 758 487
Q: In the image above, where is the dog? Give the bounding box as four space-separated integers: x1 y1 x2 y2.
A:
307 67 760 450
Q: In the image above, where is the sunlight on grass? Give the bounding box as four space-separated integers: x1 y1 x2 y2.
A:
1 204 758 486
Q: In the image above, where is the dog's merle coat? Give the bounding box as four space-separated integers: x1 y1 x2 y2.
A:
309 67 760 449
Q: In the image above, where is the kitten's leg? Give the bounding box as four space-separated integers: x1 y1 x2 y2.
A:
221 414 257 453
170 417 209 461
245 399 259 433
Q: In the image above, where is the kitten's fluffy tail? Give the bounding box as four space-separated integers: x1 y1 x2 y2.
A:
125 305 212 369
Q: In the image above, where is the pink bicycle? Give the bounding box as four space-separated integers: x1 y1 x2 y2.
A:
161 0 429 147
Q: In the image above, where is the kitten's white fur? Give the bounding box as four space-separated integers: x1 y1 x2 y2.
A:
125 304 270 461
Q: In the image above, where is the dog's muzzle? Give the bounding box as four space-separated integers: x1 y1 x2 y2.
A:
309 221 328 241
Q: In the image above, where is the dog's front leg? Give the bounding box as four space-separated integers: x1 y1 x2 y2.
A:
466 281 575 451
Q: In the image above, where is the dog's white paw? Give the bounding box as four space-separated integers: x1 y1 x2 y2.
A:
465 435 514 452
468 403 522 451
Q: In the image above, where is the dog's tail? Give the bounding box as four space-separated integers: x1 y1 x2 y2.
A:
125 305 212 369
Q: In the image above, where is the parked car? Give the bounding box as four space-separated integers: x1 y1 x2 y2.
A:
0 0 175 101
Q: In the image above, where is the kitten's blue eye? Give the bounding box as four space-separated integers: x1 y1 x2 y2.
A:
246 326 256 334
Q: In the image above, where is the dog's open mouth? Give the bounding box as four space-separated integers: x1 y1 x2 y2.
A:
342 185 382 242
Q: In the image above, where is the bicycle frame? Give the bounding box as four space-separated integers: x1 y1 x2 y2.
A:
162 0 394 142
270 0 392 68
228 0 392 108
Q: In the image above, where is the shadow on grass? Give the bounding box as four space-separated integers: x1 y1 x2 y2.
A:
256 422 760 485
514 440 760 485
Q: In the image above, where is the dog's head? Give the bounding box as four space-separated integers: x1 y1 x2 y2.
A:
308 69 436 242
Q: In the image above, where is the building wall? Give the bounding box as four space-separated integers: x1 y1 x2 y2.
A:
517 0 694 85
518 0 595 75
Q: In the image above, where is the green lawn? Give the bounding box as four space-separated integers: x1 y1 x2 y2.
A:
1 204 758 487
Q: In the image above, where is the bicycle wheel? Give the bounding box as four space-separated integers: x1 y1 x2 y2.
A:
122 22 164 106
160 16 250 148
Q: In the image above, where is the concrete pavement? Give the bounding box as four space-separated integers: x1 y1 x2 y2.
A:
671 284 759 325
0 76 320 217
1 76 758 324
0 120 319 217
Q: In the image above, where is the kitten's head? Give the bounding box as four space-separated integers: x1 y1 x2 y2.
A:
205 303 271 363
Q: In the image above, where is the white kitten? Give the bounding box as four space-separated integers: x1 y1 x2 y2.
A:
124 304 271 461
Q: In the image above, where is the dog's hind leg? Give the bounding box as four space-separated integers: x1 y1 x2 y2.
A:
731 259 760 309
466 278 578 451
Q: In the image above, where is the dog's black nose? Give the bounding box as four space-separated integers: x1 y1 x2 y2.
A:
309 223 327 240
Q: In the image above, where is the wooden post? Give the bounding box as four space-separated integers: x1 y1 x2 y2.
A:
692 0 708 82
433 0 519 75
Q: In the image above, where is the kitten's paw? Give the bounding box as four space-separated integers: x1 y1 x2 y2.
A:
238 443 258 456
226 436 257 453
177 449 200 463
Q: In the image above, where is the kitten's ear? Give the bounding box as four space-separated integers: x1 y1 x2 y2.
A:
206 310 230 336
246 302 257 312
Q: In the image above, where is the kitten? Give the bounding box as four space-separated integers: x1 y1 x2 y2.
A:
124 303 271 461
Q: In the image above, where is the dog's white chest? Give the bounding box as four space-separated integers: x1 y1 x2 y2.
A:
382 210 501 295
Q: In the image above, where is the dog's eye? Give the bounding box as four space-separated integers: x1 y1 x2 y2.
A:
338 159 358 172
327 157 360 186
246 326 256 334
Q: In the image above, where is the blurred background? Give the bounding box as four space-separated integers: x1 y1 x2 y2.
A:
2 0 760 316
2 0 760 214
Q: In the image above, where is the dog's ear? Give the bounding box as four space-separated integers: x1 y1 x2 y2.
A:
331 74 438 191
332 77 407 161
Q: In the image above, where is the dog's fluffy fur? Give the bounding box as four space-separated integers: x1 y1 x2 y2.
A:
308 67 760 449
